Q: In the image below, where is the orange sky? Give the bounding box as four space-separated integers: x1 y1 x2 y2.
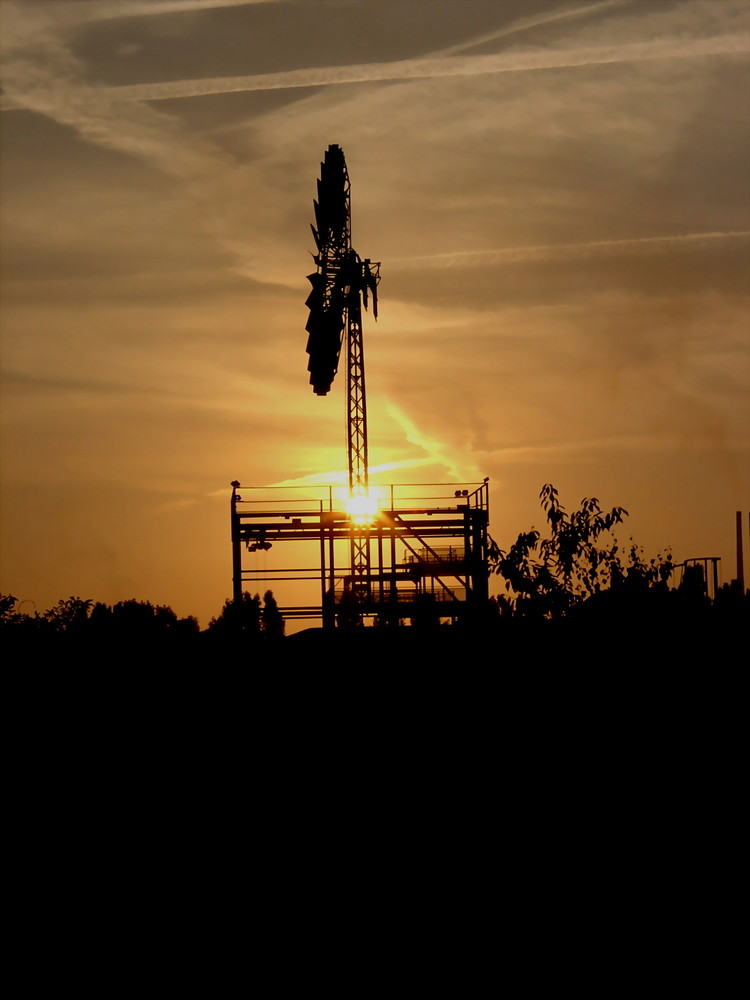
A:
1 0 749 627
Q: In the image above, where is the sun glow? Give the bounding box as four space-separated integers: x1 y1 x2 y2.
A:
342 489 381 525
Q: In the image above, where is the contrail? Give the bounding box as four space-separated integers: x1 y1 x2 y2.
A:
95 34 749 104
392 231 750 270
433 0 630 58
270 458 437 489
69 0 283 20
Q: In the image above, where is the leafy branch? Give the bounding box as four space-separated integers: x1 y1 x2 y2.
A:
490 484 673 617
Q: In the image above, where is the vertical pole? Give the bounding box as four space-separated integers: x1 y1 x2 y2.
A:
319 501 326 620
463 506 472 600
328 514 336 613
323 486 336 628
377 525 384 604
737 511 745 591
390 517 397 605
231 481 242 606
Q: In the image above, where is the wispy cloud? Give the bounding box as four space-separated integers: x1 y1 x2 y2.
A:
433 0 630 57
483 429 750 464
88 0 283 17
269 458 439 489
6 24 743 113
3 0 280 31
385 402 480 482
270 403 481 488
0 0 286 111
72 34 748 106
392 231 750 270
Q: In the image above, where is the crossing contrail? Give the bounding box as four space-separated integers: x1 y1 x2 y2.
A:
432 0 630 58
84 33 749 104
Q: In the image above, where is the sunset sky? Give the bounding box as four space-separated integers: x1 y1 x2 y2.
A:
1 0 749 627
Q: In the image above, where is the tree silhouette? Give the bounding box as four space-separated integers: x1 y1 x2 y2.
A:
0 593 199 649
261 590 285 639
490 484 673 618
43 596 93 633
105 599 199 640
208 592 262 635
0 594 24 629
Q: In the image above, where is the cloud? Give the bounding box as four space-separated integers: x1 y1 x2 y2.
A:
269 457 441 489
432 0 631 57
0 5 306 287
2 0 746 291
0 0 280 39
87 0 284 17
384 401 481 482
391 230 750 270
50 33 745 106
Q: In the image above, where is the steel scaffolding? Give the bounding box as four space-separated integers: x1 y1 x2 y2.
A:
230 480 491 628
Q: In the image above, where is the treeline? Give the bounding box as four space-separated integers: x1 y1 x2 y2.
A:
0 590 285 649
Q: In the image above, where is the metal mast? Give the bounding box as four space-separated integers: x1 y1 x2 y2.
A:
305 145 379 599
345 271 369 497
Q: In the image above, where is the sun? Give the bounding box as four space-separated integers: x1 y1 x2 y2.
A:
343 489 381 526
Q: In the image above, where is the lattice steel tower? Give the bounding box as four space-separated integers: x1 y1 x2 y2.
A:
304 145 380 598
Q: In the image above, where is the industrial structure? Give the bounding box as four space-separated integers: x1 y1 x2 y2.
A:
230 481 491 626
231 145 491 627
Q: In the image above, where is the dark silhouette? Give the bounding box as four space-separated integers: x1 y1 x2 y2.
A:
304 145 381 605
1 594 198 653
261 590 285 639
305 144 379 400
2 514 746 666
208 591 262 636
489 484 674 619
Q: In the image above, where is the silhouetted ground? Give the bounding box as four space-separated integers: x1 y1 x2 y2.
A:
9 606 742 941
0 602 748 675
6 562 742 975
11 613 742 766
